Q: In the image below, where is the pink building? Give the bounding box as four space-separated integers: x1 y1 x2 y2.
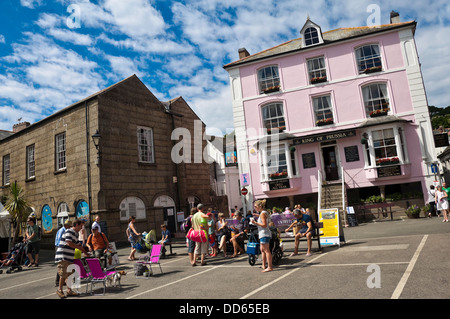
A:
224 12 437 212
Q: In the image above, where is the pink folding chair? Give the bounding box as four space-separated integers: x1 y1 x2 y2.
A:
73 259 92 294
136 244 163 274
85 258 118 295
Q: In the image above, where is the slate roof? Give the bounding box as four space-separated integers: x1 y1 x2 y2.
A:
223 20 416 69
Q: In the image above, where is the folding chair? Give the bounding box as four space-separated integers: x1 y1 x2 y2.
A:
72 259 92 294
136 244 163 275
85 258 119 295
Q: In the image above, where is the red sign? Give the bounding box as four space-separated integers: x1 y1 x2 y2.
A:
241 187 248 196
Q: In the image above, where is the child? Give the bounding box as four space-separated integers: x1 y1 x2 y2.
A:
159 224 171 255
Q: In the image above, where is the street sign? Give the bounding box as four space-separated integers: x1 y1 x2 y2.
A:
431 163 438 174
241 187 248 196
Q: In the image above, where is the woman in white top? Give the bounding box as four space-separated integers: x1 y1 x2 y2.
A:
435 185 449 222
252 199 273 273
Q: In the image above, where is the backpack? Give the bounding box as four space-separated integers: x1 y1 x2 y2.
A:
181 216 192 233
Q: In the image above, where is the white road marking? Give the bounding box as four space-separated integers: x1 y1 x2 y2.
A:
239 253 327 299
391 235 428 299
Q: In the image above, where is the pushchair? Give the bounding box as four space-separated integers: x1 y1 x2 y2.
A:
135 230 156 254
247 226 283 266
0 242 26 274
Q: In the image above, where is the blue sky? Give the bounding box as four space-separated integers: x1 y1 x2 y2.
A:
0 0 449 136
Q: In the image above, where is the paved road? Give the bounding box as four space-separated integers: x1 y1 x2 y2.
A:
1 216 449 311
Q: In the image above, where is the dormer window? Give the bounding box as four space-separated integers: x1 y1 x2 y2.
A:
304 27 320 46
300 18 324 47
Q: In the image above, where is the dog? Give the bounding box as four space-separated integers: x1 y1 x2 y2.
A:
107 270 126 287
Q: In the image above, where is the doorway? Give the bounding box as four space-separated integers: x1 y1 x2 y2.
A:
322 144 339 181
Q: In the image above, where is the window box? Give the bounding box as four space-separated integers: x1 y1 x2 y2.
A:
267 126 286 134
376 157 400 166
269 172 288 180
369 108 389 118
363 66 382 74
310 76 327 84
316 118 334 126
262 85 280 94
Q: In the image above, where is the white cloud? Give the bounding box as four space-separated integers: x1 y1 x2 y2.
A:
0 35 5 44
103 0 166 38
105 55 144 80
20 0 43 9
0 32 104 129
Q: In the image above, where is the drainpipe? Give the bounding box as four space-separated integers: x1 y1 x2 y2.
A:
166 103 184 213
85 100 92 227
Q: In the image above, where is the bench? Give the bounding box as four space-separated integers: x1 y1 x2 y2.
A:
293 221 324 250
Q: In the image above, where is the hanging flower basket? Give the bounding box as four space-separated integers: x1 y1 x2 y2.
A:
310 76 327 84
363 66 382 74
262 85 280 94
316 118 334 126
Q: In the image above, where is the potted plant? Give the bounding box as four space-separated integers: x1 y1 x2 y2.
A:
405 205 421 219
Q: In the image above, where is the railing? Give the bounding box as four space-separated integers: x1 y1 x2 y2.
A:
317 170 322 215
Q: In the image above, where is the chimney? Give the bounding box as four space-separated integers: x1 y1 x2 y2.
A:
13 121 30 133
390 11 400 24
238 48 250 59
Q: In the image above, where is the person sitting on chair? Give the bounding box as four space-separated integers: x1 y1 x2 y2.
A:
86 225 112 266
158 224 171 256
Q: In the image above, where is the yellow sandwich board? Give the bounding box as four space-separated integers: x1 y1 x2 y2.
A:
319 208 341 247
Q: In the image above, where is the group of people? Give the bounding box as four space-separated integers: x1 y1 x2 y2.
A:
427 182 450 222
54 216 113 298
182 201 315 273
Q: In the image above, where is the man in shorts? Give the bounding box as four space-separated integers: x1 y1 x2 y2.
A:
55 218 89 298
285 209 316 257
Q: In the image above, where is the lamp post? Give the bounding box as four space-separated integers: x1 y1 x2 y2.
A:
92 130 101 165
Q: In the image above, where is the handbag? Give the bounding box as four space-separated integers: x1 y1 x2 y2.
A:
186 228 207 243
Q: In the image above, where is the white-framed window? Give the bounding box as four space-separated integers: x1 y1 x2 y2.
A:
262 102 286 134
260 143 297 181
120 196 146 221
307 56 327 84
304 27 320 46
362 83 390 117
258 65 280 93
313 95 334 126
356 44 382 74
26 144 35 179
2 154 10 185
55 132 66 170
373 129 397 160
57 202 69 229
137 127 154 163
363 126 408 167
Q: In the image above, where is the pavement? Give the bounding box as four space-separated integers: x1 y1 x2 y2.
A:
1 215 449 309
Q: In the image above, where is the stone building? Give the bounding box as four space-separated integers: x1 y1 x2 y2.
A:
0 75 212 247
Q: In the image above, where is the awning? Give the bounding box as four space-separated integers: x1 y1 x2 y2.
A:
357 115 411 129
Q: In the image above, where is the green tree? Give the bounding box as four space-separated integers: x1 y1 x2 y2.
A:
4 182 32 244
